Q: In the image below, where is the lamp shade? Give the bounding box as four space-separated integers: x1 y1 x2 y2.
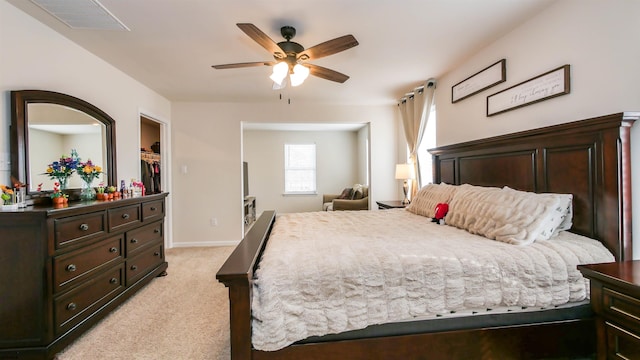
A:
269 62 288 85
290 64 310 87
395 163 415 180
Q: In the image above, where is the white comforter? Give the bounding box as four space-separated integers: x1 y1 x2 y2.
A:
251 209 614 351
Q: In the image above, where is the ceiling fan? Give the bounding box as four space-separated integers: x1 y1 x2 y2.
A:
212 23 359 88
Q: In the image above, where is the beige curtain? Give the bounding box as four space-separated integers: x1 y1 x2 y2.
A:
398 79 436 199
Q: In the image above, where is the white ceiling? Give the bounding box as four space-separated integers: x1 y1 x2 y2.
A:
7 0 555 106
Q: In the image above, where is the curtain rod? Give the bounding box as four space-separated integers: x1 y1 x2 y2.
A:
398 79 436 104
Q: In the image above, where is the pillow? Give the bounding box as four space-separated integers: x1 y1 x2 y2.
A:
406 183 458 218
445 185 567 245
338 188 353 199
502 187 573 238
351 184 364 200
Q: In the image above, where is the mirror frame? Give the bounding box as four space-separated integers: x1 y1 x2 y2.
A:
10 90 117 199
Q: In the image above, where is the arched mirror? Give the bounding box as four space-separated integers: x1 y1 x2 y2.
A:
10 90 117 199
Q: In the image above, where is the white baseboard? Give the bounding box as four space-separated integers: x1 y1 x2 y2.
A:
169 240 240 248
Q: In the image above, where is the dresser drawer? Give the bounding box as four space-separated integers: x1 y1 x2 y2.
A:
126 221 163 256
54 264 124 335
53 235 124 293
126 243 164 286
108 204 141 231
605 321 640 359
603 287 640 329
142 200 164 222
54 211 106 249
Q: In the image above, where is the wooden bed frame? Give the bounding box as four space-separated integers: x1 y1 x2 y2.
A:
217 112 638 359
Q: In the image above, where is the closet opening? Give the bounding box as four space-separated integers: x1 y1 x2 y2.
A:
140 116 162 194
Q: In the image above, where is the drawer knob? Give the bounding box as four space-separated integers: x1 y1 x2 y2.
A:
130 238 138 244
154 251 160 257
109 247 118 253
66 264 77 272
122 213 130 220
66 302 77 311
109 278 117 284
150 206 157 211
130 265 138 271
154 228 160 234
79 223 89 231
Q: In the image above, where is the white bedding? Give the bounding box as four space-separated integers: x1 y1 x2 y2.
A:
251 209 614 351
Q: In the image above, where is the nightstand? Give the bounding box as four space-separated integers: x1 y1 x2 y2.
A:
376 200 407 210
578 261 640 360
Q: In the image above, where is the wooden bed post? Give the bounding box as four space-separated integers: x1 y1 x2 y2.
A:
225 280 252 359
618 112 638 260
217 210 276 360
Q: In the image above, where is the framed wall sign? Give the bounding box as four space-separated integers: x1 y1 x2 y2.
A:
487 65 570 116
451 59 506 103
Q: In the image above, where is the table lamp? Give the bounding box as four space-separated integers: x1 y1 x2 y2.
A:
395 163 415 205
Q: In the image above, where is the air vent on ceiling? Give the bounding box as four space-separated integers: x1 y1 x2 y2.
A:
29 0 129 31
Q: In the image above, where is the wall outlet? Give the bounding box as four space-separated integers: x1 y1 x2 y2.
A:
210 217 218 226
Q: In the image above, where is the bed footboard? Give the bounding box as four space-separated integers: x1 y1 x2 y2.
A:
216 210 276 359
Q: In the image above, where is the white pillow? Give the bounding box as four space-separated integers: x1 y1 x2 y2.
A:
406 183 458 218
445 185 568 245
501 187 573 238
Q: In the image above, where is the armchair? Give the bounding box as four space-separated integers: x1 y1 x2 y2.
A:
322 185 369 211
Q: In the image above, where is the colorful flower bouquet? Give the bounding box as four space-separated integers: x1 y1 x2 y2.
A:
77 159 103 184
77 159 102 201
1 185 14 205
44 149 80 189
0 185 18 211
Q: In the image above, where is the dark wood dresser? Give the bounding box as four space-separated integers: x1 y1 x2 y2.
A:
578 261 640 360
0 193 168 359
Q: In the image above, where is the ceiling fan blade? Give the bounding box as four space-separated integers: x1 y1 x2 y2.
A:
298 35 358 61
237 23 286 59
212 61 275 69
307 64 350 83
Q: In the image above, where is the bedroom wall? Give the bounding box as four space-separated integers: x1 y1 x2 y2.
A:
0 2 173 239
243 129 360 214
434 0 640 259
171 102 397 246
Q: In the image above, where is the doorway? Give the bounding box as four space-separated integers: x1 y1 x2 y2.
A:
140 116 162 194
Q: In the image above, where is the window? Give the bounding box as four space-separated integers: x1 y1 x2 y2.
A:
284 144 316 194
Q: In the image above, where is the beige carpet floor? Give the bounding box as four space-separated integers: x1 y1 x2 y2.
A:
55 246 234 360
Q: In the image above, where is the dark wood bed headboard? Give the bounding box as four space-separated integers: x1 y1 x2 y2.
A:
430 112 639 261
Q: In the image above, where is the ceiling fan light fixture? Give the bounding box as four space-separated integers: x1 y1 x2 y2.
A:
270 61 288 85
290 64 310 87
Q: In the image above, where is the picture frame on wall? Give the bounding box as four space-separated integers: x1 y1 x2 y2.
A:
451 59 506 103
486 64 570 116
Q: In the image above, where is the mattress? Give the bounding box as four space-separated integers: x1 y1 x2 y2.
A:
251 209 614 351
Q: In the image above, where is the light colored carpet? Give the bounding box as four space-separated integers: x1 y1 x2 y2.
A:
55 246 234 360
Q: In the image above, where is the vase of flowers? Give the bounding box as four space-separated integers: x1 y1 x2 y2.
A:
77 159 102 201
44 150 79 191
1 185 18 211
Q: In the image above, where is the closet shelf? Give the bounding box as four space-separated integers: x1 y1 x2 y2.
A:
141 151 161 163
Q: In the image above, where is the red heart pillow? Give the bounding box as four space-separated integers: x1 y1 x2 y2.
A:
434 203 449 220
